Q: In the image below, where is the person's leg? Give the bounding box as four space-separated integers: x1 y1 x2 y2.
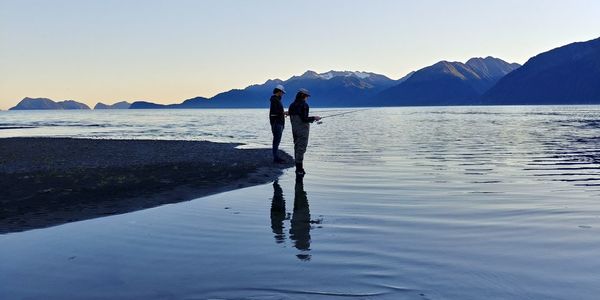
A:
293 135 302 165
295 125 309 174
291 118 302 164
271 124 283 161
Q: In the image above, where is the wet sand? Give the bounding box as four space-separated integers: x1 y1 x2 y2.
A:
0 137 293 234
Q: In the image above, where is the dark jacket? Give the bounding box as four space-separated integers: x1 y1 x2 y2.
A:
269 95 285 125
288 100 315 123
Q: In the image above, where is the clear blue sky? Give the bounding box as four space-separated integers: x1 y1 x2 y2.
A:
1 0 599 109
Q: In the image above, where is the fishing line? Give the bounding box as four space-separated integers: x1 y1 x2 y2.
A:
311 109 358 114
320 108 371 119
316 108 371 124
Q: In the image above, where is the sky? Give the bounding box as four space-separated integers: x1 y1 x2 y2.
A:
1 0 600 109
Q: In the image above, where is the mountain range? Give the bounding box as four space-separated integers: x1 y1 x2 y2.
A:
9 98 90 110
374 57 520 106
130 70 401 109
7 36 600 110
130 57 519 108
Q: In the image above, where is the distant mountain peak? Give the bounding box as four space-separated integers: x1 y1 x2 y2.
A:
427 61 478 80
319 70 373 80
300 70 319 78
263 78 284 85
466 56 500 63
10 97 90 110
292 70 379 81
465 56 521 79
375 55 521 106
94 101 131 109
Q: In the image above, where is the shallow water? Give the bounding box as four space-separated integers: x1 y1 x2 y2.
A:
1 106 600 299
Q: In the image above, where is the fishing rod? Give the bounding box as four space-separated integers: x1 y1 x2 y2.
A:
311 109 358 114
320 108 371 119
315 108 371 124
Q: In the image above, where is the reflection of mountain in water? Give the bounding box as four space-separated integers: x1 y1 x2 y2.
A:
270 178 322 261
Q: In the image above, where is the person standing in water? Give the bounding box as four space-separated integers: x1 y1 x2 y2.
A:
288 88 321 176
269 84 287 163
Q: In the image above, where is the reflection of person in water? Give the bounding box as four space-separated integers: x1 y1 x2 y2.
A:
270 181 286 244
290 175 311 260
270 177 314 261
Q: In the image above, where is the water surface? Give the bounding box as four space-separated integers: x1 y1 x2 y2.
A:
1 106 600 299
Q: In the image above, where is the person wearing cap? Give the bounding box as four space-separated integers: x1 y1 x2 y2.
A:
288 88 321 176
269 84 287 163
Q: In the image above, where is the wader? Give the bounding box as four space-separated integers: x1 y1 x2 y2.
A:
290 115 310 164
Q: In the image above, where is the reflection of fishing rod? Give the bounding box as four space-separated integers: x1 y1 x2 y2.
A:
316 108 371 124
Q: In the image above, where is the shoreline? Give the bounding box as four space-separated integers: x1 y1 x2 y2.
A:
0 137 293 234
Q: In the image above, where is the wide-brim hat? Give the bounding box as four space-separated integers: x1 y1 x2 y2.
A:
275 84 286 94
298 88 311 97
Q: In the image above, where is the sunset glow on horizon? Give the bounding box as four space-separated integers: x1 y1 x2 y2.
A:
1 0 600 109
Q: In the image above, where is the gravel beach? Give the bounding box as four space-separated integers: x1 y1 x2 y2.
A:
0 137 293 233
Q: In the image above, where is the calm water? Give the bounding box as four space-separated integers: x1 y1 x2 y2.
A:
1 107 600 299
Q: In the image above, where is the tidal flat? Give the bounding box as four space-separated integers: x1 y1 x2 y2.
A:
0 137 292 233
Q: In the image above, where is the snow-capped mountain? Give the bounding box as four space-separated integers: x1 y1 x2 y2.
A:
132 70 399 108
297 70 374 80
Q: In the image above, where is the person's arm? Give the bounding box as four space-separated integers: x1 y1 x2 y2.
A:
310 104 321 121
301 103 317 123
